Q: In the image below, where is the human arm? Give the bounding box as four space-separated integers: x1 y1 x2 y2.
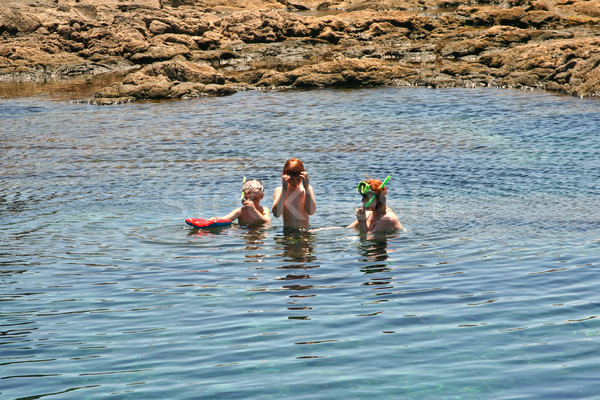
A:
222 207 242 221
271 177 288 218
242 200 271 223
347 207 369 232
346 220 358 229
261 206 272 223
301 172 316 215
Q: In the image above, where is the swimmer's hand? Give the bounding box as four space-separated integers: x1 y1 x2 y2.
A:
243 199 256 209
282 174 290 191
355 207 367 221
300 171 309 189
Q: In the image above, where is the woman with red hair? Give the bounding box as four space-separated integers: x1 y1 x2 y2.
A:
348 177 402 232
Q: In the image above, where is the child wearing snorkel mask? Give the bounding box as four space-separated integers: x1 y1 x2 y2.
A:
222 179 271 225
272 158 317 229
347 177 402 232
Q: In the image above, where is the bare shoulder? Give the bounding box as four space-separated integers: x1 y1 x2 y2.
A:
232 206 243 216
386 208 399 219
388 209 403 229
380 208 403 230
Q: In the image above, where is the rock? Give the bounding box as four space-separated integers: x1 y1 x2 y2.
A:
0 9 41 34
480 37 600 95
502 71 544 88
257 70 295 87
228 69 267 84
575 0 600 17
564 53 600 96
217 10 298 42
317 26 347 43
465 6 528 27
194 31 225 50
266 58 409 88
93 60 231 99
169 81 206 97
294 72 346 87
1 0 600 99
366 22 398 37
149 20 171 34
483 26 530 45
440 39 488 58
139 60 225 83
521 10 561 27
129 43 190 63
528 1 550 11
203 84 237 95
479 52 505 68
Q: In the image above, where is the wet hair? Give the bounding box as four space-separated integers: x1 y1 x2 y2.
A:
242 179 264 193
362 178 388 196
283 158 305 176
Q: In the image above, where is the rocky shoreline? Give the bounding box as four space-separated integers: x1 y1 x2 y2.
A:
2 0 600 103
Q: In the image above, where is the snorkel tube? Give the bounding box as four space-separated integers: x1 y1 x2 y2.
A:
362 175 391 208
240 176 247 203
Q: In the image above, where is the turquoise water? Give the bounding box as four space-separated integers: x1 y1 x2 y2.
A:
1 87 599 399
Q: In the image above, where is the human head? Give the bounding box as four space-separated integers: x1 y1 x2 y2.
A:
283 158 305 187
358 178 387 209
242 179 264 201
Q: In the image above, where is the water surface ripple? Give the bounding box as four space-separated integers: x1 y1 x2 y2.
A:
1 87 599 399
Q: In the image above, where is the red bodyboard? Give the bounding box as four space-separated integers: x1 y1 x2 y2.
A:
185 217 232 229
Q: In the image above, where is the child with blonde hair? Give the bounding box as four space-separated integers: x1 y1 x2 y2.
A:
223 179 271 225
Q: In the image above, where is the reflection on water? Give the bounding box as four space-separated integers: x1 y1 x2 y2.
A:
2 87 600 400
274 229 317 295
275 229 316 264
242 225 269 262
358 233 394 289
358 233 391 263
0 70 133 100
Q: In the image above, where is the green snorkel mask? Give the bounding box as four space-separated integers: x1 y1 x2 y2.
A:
357 175 391 208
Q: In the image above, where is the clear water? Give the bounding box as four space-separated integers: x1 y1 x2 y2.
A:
1 87 599 400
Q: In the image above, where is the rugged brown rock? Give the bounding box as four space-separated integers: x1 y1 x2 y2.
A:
2 0 600 102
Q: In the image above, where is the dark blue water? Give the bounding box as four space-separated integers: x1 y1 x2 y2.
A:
1 87 599 399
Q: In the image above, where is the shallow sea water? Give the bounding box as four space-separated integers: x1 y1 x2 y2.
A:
1 86 600 399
